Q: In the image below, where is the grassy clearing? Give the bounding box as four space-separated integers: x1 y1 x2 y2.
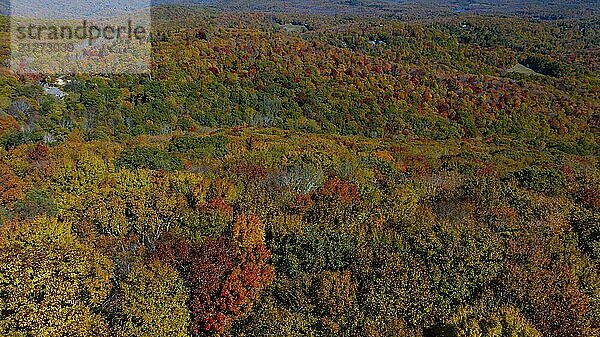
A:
507 63 543 75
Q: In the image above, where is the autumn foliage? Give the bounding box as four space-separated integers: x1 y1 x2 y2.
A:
0 7 599 337
156 236 274 335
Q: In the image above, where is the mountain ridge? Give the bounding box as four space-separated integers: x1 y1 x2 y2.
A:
2 0 599 19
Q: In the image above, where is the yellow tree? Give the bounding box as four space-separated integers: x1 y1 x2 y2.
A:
115 259 190 337
0 216 113 337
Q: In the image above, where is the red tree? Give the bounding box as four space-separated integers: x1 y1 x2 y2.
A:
156 235 274 335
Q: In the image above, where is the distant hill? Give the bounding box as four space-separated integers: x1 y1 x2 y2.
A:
1 0 598 19
0 0 8 16
1 0 211 18
210 0 599 19
3 0 148 18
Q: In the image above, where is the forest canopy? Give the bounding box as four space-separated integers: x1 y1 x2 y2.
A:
0 5 599 337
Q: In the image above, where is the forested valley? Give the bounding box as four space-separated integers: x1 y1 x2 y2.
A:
0 5 599 337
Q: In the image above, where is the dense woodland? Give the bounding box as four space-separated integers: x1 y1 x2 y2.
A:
0 5 599 337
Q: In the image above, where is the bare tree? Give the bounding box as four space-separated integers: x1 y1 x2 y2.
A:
43 132 56 144
8 99 33 122
275 163 325 194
